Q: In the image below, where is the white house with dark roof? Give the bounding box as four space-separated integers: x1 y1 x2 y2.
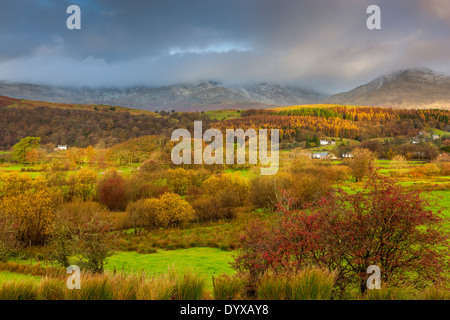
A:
55 145 67 151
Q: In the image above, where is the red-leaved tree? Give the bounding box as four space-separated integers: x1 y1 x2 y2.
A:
234 170 449 294
97 169 128 211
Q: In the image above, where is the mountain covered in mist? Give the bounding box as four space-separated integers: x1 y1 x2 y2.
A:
325 68 450 109
0 81 326 111
1 68 449 111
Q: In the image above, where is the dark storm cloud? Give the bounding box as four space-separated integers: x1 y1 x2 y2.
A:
0 0 449 92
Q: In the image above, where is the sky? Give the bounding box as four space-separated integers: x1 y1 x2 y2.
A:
0 0 449 93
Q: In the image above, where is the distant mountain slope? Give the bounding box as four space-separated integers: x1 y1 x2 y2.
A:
3 68 449 111
325 68 450 109
0 81 326 112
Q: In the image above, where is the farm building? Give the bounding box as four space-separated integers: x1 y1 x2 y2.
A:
312 152 329 159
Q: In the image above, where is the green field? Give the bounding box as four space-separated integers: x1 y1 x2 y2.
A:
429 191 450 220
204 109 242 120
12 247 237 288
0 164 40 171
103 248 237 289
0 271 41 284
431 128 450 136
105 248 235 277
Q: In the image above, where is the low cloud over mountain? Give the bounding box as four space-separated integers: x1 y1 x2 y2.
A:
0 81 326 111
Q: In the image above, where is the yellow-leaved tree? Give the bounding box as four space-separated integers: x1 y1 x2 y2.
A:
67 167 98 201
201 173 249 205
154 192 195 228
0 172 60 245
126 192 194 229
166 168 197 195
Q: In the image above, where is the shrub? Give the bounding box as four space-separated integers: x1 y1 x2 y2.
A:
126 174 168 202
285 171 333 208
192 190 243 222
248 176 278 210
390 169 409 178
166 168 197 195
422 163 440 176
54 201 106 226
127 193 194 229
97 169 128 211
0 171 34 196
49 220 76 268
411 163 440 177
283 159 340 208
125 199 157 231
185 185 203 201
216 190 241 218
67 168 98 201
202 174 249 206
0 182 60 245
344 148 375 182
391 155 408 169
192 196 222 222
440 162 450 176
139 158 162 173
154 193 195 228
330 165 352 182
75 213 117 273
50 201 116 273
146 184 170 199
0 215 22 262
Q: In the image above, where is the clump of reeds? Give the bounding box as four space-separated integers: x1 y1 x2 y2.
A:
257 267 336 300
213 274 245 300
0 280 37 300
170 268 207 300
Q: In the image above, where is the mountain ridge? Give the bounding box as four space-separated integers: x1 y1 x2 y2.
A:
325 68 450 109
0 80 326 112
1 68 450 111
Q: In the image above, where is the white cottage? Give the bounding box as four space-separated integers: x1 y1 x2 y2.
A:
55 145 67 151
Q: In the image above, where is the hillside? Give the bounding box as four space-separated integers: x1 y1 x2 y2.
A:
0 96 157 116
0 81 326 112
325 68 450 109
0 96 208 149
1 95 449 157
